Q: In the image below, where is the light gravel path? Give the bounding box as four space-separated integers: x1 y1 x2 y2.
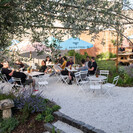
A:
39 77 133 133
1 77 133 133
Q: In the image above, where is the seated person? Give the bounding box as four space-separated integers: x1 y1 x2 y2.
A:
53 60 62 73
39 60 48 73
0 62 3 68
60 56 68 76
88 57 97 75
49 60 62 77
9 69 36 90
119 45 125 52
85 56 91 68
16 59 25 71
66 57 74 67
2 61 35 90
60 56 67 70
1 62 13 83
58 54 63 65
68 59 88 85
45 56 52 66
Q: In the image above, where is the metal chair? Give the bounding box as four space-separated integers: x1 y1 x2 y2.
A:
89 78 103 95
102 75 119 96
80 70 88 81
38 76 48 89
75 72 88 95
100 70 109 83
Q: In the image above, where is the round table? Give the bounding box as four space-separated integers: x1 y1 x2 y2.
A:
66 67 78 72
88 75 107 81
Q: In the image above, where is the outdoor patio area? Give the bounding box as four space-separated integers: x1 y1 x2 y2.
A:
32 76 133 133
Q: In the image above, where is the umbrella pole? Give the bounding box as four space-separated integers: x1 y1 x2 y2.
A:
74 52 75 64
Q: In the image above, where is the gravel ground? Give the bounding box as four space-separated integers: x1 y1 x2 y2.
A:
1 76 133 133
39 76 133 133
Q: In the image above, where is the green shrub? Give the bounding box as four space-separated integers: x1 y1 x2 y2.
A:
97 60 133 86
52 105 61 112
97 52 116 60
0 93 16 101
35 113 44 121
20 103 30 123
68 50 75 56
44 107 53 116
0 117 19 133
44 114 54 123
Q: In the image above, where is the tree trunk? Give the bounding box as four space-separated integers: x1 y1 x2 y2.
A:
116 33 119 72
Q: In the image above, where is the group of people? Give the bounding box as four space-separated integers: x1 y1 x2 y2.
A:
0 61 35 90
0 54 97 91
47 55 97 85
61 56 97 85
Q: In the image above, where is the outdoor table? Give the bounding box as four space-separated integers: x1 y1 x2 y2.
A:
88 75 107 93
66 67 78 72
88 75 107 82
24 71 44 77
46 64 54 67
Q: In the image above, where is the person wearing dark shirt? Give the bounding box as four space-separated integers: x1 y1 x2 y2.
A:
0 63 3 68
16 59 25 71
66 57 74 67
58 54 63 65
1 68 12 81
39 60 47 73
119 45 125 52
10 70 36 90
1 62 13 83
88 57 97 75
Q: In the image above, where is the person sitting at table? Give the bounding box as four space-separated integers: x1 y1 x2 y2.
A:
1 61 13 83
9 68 36 91
118 45 125 53
60 56 67 70
39 60 48 73
68 59 88 85
60 56 69 78
0 62 3 69
85 56 92 68
66 57 74 67
58 54 63 65
88 57 97 75
45 56 52 66
16 59 25 71
49 60 62 77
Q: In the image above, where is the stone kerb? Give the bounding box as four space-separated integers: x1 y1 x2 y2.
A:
0 99 14 119
53 111 106 133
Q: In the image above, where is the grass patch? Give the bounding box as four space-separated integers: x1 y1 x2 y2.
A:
97 60 133 86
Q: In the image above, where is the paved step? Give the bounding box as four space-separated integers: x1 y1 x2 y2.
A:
53 120 83 133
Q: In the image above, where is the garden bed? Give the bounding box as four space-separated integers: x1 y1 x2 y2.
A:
0 93 60 133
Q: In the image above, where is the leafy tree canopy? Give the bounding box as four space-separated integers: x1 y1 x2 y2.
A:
0 0 133 49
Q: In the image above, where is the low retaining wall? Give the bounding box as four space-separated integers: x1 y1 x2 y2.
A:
53 111 106 133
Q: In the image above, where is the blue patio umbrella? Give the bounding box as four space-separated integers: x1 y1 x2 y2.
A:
59 38 93 63
59 38 93 50
128 35 133 39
